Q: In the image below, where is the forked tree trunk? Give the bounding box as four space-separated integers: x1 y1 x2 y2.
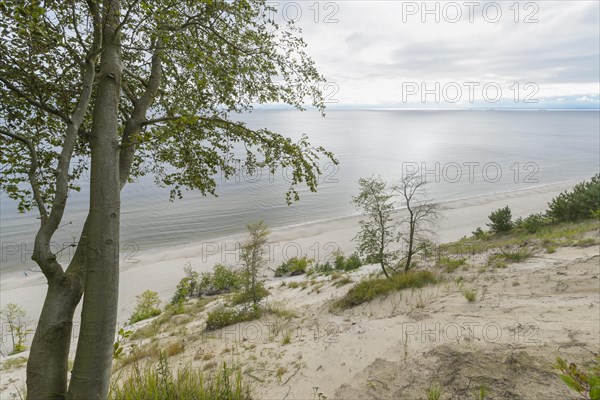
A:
26 220 89 400
66 1 122 398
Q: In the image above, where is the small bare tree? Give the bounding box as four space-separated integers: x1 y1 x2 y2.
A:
395 174 440 271
352 176 401 278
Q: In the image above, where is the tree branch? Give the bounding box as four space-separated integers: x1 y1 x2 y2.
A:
0 77 70 123
0 127 48 221
119 37 164 187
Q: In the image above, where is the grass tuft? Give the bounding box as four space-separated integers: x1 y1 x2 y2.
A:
110 354 251 400
436 256 466 273
461 288 477 302
332 270 439 309
205 306 262 331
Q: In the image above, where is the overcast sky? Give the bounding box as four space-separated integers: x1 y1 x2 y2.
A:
272 0 600 109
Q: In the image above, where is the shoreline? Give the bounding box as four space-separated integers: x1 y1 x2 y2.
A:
0 179 579 330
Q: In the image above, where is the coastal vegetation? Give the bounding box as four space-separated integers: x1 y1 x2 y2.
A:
0 1 335 396
3 176 599 398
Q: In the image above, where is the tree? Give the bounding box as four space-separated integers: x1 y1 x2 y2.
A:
395 174 440 272
352 176 400 278
128 290 162 324
487 206 513 233
0 1 335 398
239 221 270 307
547 174 600 222
0 303 30 355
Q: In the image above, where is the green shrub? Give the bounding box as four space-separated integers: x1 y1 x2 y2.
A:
554 356 600 400
332 253 363 272
174 264 241 304
308 254 363 276
332 270 439 309
274 256 312 277
129 290 162 324
211 264 241 292
342 253 363 271
521 213 546 233
110 354 251 400
307 261 334 276
172 262 200 304
472 227 486 239
205 306 262 331
486 206 513 233
230 283 269 306
548 174 600 222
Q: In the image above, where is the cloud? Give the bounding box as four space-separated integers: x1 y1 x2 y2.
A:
283 0 600 108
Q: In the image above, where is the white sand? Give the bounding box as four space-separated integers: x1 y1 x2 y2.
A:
1 180 598 399
0 181 576 329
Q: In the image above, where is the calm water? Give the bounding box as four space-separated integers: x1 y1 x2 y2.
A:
1 110 599 272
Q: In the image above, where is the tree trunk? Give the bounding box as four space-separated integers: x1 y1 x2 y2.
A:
26 277 81 399
67 1 122 398
405 221 415 272
26 217 92 399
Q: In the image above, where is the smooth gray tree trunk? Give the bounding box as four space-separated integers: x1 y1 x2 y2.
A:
25 277 81 399
66 1 122 397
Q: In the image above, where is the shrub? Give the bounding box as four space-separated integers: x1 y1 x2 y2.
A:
0 303 30 354
210 264 241 293
174 264 241 304
230 283 269 306
205 306 262 331
307 254 363 276
547 174 600 222
521 212 546 233
332 270 439 309
333 253 363 272
110 354 251 400
554 356 600 400
172 262 200 304
274 256 313 277
129 290 162 324
343 253 363 271
486 206 513 233
472 227 486 239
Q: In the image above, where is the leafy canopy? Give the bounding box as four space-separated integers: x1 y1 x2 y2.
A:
1 0 336 215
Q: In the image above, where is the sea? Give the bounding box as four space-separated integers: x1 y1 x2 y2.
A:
1 109 599 275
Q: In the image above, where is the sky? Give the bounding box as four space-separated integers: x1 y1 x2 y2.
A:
269 0 600 109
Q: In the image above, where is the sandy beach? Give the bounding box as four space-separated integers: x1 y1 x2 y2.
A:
0 181 580 330
1 179 599 399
